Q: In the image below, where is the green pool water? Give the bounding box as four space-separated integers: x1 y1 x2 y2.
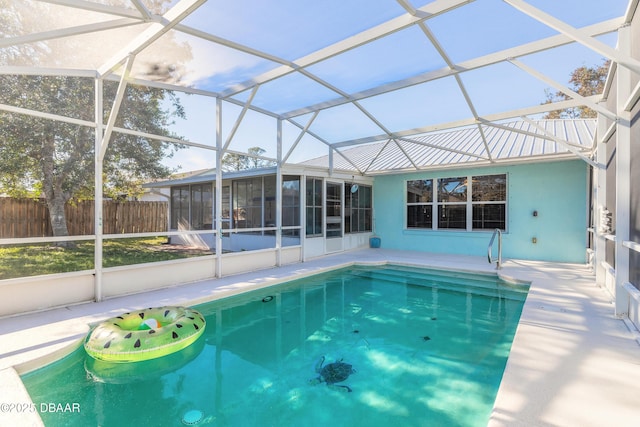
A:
22 264 529 427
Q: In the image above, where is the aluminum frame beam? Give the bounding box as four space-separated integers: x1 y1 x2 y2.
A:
0 19 142 48
222 85 260 153
97 0 206 78
281 18 621 119
508 58 618 121
99 55 134 160
219 0 473 98
503 0 640 75
38 0 146 20
331 96 599 148
518 116 601 168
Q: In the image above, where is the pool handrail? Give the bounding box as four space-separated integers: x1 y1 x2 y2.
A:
488 228 502 269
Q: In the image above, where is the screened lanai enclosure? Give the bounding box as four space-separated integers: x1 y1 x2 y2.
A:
1 0 639 330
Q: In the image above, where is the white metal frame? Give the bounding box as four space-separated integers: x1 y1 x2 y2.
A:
0 0 639 316
0 0 627 170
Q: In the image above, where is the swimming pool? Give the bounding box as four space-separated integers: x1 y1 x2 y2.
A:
22 264 529 426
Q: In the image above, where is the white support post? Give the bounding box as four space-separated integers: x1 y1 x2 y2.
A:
276 119 283 266
300 175 307 262
614 24 632 317
94 78 104 302
328 147 334 176
594 114 608 287
215 98 223 278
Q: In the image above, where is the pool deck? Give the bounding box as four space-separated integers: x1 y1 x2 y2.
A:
1 249 639 426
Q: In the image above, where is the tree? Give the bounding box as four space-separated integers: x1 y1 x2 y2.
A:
221 146 276 171
542 59 611 119
0 0 191 239
0 75 186 238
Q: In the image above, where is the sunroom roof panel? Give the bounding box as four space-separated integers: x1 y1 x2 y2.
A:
158 31 283 92
525 0 629 28
305 25 449 94
179 0 403 62
457 62 553 117
306 103 388 144
234 71 343 115
426 0 559 64
356 76 475 133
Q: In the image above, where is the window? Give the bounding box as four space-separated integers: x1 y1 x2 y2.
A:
231 176 278 231
406 174 506 231
263 175 276 229
326 182 342 238
169 175 300 234
438 177 467 230
171 186 190 230
472 174 506 230
345 183 372 233
220 185 230 229
407 179 433 229
190 184 213 230
306 178 322 236
283 176 301 239
171 184 213 230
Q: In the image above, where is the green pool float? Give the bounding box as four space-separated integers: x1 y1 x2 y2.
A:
84 306 206 363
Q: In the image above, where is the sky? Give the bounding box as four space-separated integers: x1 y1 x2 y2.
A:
140 0 629 173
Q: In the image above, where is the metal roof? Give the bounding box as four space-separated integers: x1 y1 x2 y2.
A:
300 119 596 174
0 0 634 175
143 166 278 187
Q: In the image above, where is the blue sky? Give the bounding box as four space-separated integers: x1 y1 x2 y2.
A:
160 0 628 172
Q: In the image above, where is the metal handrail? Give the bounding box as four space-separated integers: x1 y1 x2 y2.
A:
488 228 502 269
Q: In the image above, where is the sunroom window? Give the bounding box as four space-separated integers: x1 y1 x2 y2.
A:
306 178 323 237
171 184 213 230
345 183 372 233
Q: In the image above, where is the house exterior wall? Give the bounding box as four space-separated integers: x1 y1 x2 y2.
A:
373 159 588 263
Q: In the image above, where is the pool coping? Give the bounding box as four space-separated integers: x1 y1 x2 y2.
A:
1 249 639 426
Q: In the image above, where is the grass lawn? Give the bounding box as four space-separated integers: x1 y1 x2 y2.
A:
0 237 213 280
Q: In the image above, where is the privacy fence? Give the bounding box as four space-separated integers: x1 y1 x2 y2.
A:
0 198 168 238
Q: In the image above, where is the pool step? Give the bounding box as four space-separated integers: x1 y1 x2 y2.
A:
348 266 528 301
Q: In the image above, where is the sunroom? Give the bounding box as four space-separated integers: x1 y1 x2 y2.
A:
144 165 374 258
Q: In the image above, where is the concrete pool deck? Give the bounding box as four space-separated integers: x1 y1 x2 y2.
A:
1 249 639 426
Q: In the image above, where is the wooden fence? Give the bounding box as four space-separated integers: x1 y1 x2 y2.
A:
0 198 168 238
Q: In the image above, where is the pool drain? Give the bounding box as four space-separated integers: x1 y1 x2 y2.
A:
182 409 204 425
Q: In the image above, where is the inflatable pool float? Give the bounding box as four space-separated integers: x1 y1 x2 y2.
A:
85 334 205 383
84 306 206 363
